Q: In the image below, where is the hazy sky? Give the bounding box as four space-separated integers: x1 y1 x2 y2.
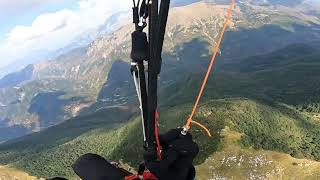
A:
0 0 131 68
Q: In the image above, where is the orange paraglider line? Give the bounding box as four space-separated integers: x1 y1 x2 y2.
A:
184 0 235 136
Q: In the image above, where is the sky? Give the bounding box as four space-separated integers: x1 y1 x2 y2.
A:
0 0 131 68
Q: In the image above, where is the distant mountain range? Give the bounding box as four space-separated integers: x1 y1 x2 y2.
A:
0 11 131 80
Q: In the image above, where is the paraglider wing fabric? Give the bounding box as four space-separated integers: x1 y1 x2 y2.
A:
46 177 68 180
72 153 131 180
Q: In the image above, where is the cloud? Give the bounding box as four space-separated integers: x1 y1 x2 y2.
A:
0 0 131 67
1 9 81 63
6 10 76 42
0 0 65 16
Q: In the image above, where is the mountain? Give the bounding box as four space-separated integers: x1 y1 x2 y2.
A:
0 0 320 178
249 0 304 6
171 0 202 7
0 10 132 80
1 0 320 142
53 11 132 61
0 50 50 79
0 65 34 88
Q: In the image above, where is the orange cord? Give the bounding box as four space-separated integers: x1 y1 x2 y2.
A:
184 0 235 137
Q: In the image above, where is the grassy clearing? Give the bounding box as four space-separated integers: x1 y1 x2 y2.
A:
196 127 320 180
0 166 41 180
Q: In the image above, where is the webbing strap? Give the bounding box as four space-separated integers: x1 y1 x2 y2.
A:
147 0 171 159
132 63 147 142
154 0 171 74
146 0 159 151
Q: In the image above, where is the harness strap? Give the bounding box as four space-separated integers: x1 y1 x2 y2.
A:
131 63 147 142
147 0 171 160
153 0 171 74
146 0 159 152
